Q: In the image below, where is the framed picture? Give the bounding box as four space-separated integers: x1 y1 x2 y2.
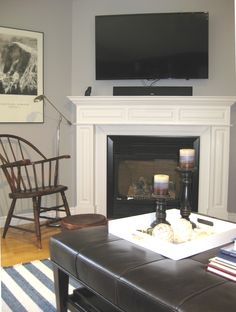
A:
0 26 43 123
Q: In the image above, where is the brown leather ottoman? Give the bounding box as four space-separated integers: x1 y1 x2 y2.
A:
61 213 107 230
50 226 236 312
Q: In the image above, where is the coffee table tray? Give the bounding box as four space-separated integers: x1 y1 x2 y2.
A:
108 209 236 260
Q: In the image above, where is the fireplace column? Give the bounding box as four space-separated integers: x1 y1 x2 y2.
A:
76 124 96 213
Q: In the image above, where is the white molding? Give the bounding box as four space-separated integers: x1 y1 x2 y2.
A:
69 96 235 126
69 95 236 106
228 212 236 222
69 96 236 220
76 125 95 213
0 206 77 228
208 127 230 219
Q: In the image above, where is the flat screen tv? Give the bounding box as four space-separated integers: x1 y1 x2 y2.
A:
95 12 209 80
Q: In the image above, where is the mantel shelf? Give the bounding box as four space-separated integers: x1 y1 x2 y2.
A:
69 95 236 106
68 96 236 126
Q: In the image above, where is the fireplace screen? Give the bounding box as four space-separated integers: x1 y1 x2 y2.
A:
117 159 179 201
107 135 199 219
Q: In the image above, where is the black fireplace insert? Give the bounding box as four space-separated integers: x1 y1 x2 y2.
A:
107 135 200 219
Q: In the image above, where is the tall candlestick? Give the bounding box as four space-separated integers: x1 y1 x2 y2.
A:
179 149 195 169
154 174 169 195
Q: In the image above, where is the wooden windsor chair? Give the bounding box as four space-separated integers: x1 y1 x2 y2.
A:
0 134 71 248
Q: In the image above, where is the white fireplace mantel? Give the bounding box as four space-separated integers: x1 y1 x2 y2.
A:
68 96 236 220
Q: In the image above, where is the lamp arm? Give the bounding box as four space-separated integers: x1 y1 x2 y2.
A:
34 94 72 125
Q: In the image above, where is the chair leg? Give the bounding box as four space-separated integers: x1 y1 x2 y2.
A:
37 196 42 208
32 197 42 249
2 198 17 238
61 191 71 216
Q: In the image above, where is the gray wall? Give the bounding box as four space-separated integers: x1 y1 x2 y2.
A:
0 0 235 218
72 0 236 96
72 0 236 215
0 0 74 218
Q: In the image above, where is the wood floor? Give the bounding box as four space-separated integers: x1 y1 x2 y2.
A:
1 224 61 267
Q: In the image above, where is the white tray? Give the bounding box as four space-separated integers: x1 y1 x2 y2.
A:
108 209 236 260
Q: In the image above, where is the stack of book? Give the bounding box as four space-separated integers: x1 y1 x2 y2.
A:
207 239 236 282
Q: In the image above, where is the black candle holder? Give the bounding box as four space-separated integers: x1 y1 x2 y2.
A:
176 166 196 228
151 194 170 228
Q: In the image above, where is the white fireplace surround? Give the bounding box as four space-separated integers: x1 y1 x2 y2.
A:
69 96 236 220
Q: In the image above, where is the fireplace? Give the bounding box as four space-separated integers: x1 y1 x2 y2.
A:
107 135 199 218
68 95 235 220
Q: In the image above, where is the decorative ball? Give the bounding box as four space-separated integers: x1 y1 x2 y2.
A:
171 218 193 243
191 228 213 240
152 223 174 243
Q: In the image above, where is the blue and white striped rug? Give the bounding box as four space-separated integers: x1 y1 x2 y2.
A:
1 259 79 312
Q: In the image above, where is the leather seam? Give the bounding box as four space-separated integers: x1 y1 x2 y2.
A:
117 278 178 312
177 280 228 309
119 258 165 276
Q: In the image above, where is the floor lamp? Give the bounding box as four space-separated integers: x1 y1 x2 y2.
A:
34 94 72 226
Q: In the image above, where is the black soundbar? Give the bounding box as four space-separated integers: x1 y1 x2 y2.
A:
113 86 192 96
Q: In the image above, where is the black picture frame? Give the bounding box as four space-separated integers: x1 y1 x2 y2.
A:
0 26 44 123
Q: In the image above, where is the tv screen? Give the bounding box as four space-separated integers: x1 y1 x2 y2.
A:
95 12 209 80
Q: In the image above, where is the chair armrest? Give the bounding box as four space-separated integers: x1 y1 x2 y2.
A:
33 154 71 165
1 155 70 168
1 159 31 168
0 154 70 191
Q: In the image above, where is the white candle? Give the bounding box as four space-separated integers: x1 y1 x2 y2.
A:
154 174 169 195
179 149 195 169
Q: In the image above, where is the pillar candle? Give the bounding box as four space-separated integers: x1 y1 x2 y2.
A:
179 149 195 169
154 174 169 195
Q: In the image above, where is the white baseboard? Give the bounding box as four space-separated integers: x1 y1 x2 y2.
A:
1 207 235 229
0 206 77 228
228 212 236 222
